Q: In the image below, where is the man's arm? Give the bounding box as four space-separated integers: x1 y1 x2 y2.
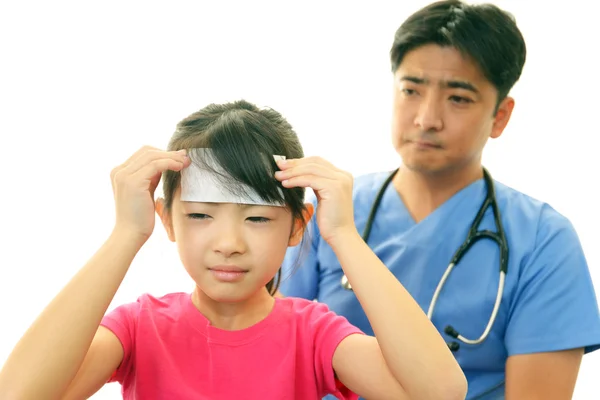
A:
504 207 600 399
505 348 583 399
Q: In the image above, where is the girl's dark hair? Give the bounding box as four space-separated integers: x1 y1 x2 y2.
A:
162 99 307 295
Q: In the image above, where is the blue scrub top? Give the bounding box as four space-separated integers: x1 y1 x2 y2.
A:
280 171 600 400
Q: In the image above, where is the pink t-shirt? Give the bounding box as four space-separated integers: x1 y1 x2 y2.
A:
100 292 363 399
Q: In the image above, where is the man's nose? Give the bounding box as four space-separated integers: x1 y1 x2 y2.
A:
413 94 443 132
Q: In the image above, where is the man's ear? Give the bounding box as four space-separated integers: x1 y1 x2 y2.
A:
155 198 175 242
288 203 314 246
490 96 515 139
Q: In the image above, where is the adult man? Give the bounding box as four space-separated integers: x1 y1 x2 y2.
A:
279 1 600 398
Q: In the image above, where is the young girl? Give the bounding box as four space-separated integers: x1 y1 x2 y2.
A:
0 100 466 399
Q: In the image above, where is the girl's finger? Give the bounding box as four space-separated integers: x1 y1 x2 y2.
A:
275 162 338 182
121 149 188 178
131 157 189 187
280 174 337 193
277 156 342 173
111 146 161 180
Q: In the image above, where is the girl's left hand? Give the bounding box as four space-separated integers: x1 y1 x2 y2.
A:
275 156 357 246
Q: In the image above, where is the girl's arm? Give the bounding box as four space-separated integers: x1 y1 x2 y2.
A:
330 230 467 399
0 231 140 400
0 147 189 399
276 156 467 400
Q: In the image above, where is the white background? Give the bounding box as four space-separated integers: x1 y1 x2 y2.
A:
0 0 598 398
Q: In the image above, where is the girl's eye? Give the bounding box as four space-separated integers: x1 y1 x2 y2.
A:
247 217 271 223
187 213 210 220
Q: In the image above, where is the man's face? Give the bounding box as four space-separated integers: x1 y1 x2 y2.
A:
391 44 514 175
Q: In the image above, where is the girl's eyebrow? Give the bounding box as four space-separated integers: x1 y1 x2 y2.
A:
182 202 266 209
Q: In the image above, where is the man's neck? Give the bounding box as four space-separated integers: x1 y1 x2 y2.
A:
393 163 483 223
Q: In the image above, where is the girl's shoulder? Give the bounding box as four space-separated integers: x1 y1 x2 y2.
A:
276 296 327 317
104 291 191 322
276 296 358 332
125 291 189 308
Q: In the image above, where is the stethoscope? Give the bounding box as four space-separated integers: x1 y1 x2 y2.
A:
340 167 509 351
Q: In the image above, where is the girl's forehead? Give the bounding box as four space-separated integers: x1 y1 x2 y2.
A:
174 194 291 214
179 148 286 208
179 200 284 211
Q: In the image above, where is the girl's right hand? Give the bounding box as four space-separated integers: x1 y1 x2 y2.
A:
110 146 190 241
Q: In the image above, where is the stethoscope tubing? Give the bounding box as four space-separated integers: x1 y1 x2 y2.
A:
340 168 509 348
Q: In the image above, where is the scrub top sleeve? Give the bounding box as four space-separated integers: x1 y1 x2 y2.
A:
505 207 600 356
280 195 321 300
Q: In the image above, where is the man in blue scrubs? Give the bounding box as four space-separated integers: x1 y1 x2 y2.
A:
279 1 600 399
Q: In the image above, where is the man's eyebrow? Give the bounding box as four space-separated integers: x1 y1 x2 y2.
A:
444 80 479 94
399 75 480 94
399 75 427 84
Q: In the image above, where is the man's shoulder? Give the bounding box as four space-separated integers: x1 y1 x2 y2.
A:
352 170 392 191
494 181 580 260
351 170 394 202
494 180 574 232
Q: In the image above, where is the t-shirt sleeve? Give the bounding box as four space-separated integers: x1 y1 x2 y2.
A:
309 301 364 399
280 194 321 300
505 207 600 356
100 298 141 383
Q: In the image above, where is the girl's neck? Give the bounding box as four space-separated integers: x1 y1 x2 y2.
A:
191 286 275 331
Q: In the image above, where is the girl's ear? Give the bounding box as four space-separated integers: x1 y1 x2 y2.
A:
288 204 314 246
155 198 175 242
